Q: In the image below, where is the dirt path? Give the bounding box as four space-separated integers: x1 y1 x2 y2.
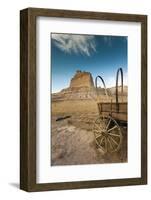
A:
51 115 127 166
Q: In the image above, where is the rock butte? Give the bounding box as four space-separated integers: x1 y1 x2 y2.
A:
52 70 97 102
52 70 127 102
70 70 94 89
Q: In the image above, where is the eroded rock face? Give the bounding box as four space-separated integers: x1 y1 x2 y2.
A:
52 70 127 102
70 70 94 89
52 70 97 101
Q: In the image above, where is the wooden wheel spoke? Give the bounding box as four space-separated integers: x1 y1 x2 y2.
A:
104 137 108 152
96 133 103 139
107 137 114 150
102 116 108 129
108 125 118 133
109 136 118 146
106 118 111 130
94 129 101 134
94 123 102 131
108 132 120 137
100 136 105 146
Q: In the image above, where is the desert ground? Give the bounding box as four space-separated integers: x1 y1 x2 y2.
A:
51 101 127 166
51 70 127 166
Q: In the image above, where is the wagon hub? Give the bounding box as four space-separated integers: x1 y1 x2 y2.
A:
102 130 108 137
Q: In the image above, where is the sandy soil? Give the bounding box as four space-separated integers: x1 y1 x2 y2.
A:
52 100 98 114
51 113 127 166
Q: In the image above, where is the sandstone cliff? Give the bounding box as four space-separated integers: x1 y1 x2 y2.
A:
70 70 94 89
52 70 127 102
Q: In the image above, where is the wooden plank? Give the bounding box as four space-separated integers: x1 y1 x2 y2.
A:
98 103 127 114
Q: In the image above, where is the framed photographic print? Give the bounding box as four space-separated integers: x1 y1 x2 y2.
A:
20 8 147 191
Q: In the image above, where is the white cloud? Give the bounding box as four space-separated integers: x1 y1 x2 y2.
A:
52 33 96 56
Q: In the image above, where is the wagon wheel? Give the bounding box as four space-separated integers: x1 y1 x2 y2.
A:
93 115 122 153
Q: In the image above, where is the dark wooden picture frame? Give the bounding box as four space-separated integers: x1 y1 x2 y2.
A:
20 7 147 192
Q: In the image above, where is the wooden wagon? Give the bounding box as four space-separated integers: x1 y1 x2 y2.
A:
93 68 127 153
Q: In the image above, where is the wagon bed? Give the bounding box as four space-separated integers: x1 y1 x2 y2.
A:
97 102 127 123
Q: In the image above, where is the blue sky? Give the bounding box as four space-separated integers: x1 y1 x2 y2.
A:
51 33 127 93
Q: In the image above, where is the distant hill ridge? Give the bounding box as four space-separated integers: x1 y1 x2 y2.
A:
52 70 127 101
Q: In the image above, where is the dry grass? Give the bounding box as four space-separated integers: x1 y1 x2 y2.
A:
52 95 127 115
51 97 127 166
52 99 98 115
